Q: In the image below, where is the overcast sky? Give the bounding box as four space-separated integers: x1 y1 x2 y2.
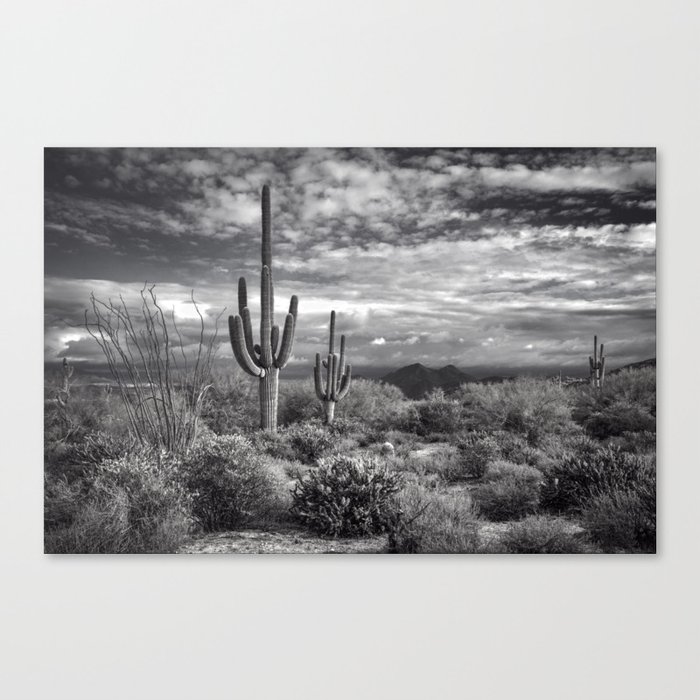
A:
45 147 655 377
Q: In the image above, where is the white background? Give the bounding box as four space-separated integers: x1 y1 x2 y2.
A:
1 1 699 698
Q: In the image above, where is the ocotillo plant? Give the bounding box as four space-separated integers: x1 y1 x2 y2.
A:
228 185 298 431
314 310 352 424
589 335 606 388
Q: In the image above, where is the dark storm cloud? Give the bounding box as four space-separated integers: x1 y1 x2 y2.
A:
44 147 655 374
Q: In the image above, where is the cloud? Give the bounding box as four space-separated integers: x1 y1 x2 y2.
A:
479 161 655 192
44 148 656 373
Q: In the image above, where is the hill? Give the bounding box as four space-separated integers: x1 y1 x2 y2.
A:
381 363 476 399
609 358 656 374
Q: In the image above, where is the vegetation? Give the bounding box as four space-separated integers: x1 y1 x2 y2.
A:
314 310 352 425
177 434 289 531
45 196 656 557
228 185 298 431
291 454 401 537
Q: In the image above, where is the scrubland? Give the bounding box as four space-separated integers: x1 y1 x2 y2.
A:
44 367 656 554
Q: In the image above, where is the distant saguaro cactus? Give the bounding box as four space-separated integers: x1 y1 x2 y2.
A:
589 335 606 388
314 311 352 424
57 357 74 406
228 186 298 431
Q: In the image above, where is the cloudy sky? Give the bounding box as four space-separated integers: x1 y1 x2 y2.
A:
45 147 655 377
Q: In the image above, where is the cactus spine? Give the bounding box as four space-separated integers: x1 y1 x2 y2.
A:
228 185 298 431
314 311 352 424
589 335 606 388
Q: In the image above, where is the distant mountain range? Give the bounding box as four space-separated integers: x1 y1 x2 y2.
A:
381 359 656 399
381 363 477 399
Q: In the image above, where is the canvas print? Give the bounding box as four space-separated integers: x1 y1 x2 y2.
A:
44 148 656 554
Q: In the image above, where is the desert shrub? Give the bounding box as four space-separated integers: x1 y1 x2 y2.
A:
582 486 656 553
573 367 656 439
457 377 573 443
45 453 191 554
178 434 288 531
540 446 655 512
489 431 534 464
291 454 401 537
484 460 543 485
472 471 541 522
278 378 322 425
335 378 412 431
387 482 481 553
499 515 594 554
409 390 463 436
200 372 258 434
284 421 335 463
607 431 657 455
327 416 365 437
452 432 501 479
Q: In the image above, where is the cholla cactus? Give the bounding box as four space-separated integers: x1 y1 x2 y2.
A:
589 335 606 388
314 310 352 424
228 185 298 431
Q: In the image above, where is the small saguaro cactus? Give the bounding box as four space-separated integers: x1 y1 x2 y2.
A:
57 357 74 406
314 311 352 425
228 185 298 431
589 335 606 388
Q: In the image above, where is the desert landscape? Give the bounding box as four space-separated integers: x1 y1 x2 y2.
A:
44 149 656 554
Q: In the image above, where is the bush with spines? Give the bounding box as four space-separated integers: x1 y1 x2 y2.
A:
291 454 401 537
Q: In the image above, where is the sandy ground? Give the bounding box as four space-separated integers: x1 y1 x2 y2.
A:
179 528 389 554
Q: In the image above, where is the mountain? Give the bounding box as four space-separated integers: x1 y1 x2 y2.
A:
381 363 477 399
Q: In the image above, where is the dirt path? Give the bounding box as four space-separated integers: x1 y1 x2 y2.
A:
179 528 389 554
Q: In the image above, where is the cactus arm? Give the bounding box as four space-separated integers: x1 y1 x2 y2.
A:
336 365 352 400
313 353 326 400
330 354 339 401
275 312 296 369
238 277 248 315
593 335 598 364
259 265 273 368
589 356 594 370
229 315 264 377
600 355 606 383
271 324 280 356
328 310 336 354
240 306 257 360
261 184 272 269
324 353 333 400
289 295 298 322
337 335 346 390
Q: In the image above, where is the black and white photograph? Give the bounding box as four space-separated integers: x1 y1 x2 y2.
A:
44 147 657 554
6 2 700 697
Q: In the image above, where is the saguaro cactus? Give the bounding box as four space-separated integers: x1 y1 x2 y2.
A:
589 335 606 388
57 357 74 407
314 310 352 424
228 185 298 431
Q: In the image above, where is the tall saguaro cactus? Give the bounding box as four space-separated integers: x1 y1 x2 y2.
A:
589 335 606 389
228 186 298 431
314 310 352 424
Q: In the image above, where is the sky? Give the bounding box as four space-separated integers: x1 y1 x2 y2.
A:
44 147 656 378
